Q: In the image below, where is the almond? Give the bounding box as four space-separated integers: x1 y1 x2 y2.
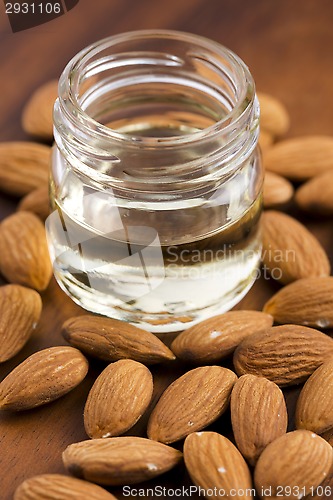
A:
231 374 288 465
263 171 294 208
296 359 333 434
254 430 333 498
62 436 182 486
295 170 333 215
262 211 330 284
62 315 175 365
14 474 116 500
0 285 42 363
257 92 290 137
263 277 333 328
18 186 50 221
0 142 50 196
304 468 333 500
184 432 253 499
84 359 153 439
233 324 333 386
21 80 58 141
263 135 333 180
147 366 237 443
0 211 52 291
321 428 333 446
171 310 273 364
259 129 274 152
0 346 88 411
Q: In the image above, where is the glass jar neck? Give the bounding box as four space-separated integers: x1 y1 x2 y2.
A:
53 30 259 194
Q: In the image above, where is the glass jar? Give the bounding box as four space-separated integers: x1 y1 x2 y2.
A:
46 30 262 333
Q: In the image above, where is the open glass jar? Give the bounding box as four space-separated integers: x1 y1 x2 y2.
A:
46 30 262 332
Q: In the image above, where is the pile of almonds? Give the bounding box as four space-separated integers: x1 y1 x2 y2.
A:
0 83 332 499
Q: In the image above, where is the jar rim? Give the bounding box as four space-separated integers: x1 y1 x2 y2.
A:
57 29 256 148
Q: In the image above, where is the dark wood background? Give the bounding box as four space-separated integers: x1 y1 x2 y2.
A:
0 1 333 498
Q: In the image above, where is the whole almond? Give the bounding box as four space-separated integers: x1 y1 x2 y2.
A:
295 170 333 215
262 211 330 284
84 359 153 439
0 346 88 411
258 92 290 137
263 171 294 208
263 277 333 328
18 186 50 221
147 366 237 443
62 437 182 486
0 211 52 291
0 142 50 196
231 374 288 465
263 135 333 180
22 80 58 141
14 474 116 500
171 310 273 364
233 325 333 386
296 359 333 434
254 430 333 498
62 315 175 365
184 432 253 499
0 285 42 363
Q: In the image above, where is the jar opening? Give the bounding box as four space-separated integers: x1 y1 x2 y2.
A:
54 30 259 190
57 30 256 147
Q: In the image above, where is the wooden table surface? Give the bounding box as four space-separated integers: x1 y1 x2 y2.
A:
1 1 333 498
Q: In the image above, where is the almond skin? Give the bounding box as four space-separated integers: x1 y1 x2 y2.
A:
0 211 53 291
21 80 57 141
263 171 294 208
304 468 333 500
321 428 333 446
62 437 182 486
0 142 50 196
259 129 274 152
171 311 273 364
262 211 330 284
84 359 153 439
184 432 253 499
231 374 288 465
263 135 333 180
254 430 333 498
0 346 89 411
62 315 175 365
147 366 237 444
258 92 290 137
14 474 116 500
263 277 333 328
233 324 333 386
295 170 333 215
0 285 42 363
296 359 333 434
18 186 50 221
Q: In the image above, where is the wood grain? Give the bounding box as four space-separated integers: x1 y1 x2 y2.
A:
0 0 333 498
